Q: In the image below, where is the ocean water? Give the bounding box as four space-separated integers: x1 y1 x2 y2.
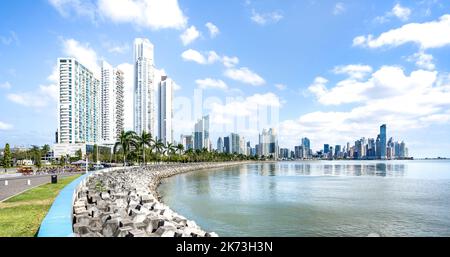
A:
158 160 450 237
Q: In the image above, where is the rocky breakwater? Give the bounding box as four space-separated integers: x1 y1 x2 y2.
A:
72 162 245 237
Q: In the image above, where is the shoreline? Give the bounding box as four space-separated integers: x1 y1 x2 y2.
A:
72 161 250 237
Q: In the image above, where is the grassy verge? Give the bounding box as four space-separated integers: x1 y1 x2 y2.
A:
0 175 81 237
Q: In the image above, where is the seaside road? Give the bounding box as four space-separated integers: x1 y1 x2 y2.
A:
0 173 84 202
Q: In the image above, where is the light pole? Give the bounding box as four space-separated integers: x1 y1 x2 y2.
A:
85 155 88 174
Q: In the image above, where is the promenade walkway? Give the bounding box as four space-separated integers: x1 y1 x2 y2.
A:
0 173 84 202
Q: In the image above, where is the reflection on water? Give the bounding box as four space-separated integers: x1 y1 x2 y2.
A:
158 160 450 237
253 161 406 177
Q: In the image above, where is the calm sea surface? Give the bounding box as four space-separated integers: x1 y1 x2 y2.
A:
158 160 450 236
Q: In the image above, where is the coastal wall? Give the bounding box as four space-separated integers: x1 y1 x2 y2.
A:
72 162 248 237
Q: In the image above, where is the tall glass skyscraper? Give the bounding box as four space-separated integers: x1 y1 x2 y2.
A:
380 124 387 160
133 38 156 136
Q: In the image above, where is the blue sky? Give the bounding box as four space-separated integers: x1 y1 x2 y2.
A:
1 0 450 158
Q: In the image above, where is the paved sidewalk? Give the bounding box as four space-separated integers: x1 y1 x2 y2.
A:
0 173 84 202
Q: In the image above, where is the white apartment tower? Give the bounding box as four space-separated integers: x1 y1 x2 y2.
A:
57 58 100 144
133 38 156 136
101 61 125 144
158 76 174 145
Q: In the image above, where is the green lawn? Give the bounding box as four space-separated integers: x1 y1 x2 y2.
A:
0 175 81 237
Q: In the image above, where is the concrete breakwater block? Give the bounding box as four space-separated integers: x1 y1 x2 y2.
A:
72 162 243 237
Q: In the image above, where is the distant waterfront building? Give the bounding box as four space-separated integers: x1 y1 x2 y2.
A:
134 38 156 136
280 148 289 159
324 144 330 154
180 135 193 151
259 128 279 159
380 124 387 160
231 133 240 154
301 138 311 158
224 136 230 154
217 137 224 153
294 146 304 159
246 141 252 156
57 58 100 144
194 115 210 150
334 145 341 158
101 61 124 144
158 76 173 145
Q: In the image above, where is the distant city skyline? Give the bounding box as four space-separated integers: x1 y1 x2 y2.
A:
1 1 450 158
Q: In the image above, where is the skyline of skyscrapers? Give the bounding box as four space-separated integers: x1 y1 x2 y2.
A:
54 37 176 158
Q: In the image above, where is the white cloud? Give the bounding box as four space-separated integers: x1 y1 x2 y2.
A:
6 65 58 109
222 56 239 68
7 84 58 108
275 84 287 91
195 78 228 90
0 82 11 89
48 0 97 21
180 25 200 45
355 14 450 49
181 49 239 67
106 42 129 54
50 0 187 30
333 2 346 15
373 3 411 24
224 67 265 86
205 22 220 38
333 64 373 80
62 38 101 77
207 93 282 137
0 31 19 46
392 3 411 21
281 66 450 150
251 9 283 25
309 66 439 106
173 82 181 91
407 51 435 70
0 121 13 130
181 49 207 64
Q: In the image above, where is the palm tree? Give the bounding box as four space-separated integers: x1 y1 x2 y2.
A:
166 143 176 156
153 139 165 160
114 131 137 166
135 131 153 165
176 144 184 155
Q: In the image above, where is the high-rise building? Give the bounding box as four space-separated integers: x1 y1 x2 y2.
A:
158 76 173 145
294 146 304 159
231 133 240 154
259 128 279 159
324 144 330 154
334 145 341 158
217 137 224 153
224 136 230 154
280 148 289 159
101 61 124 144
134 38 156 136
194 115 210 150
180 135 193 151
239 136 246 155
301 137 311 158
57 58 100 144
380 124 387 160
